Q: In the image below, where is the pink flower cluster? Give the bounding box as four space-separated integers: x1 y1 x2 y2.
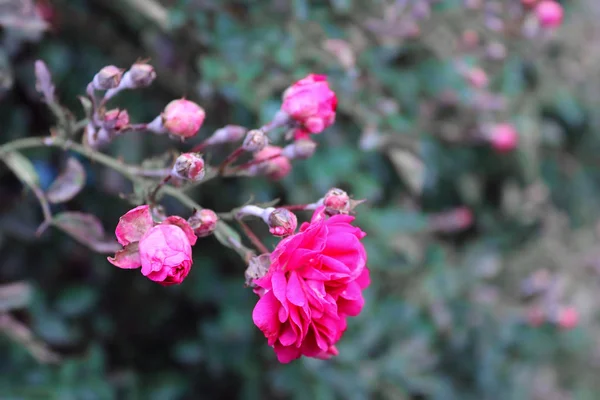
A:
252 207 369 363
108 205 198 286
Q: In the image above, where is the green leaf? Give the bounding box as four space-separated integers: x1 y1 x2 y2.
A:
46 157 86 203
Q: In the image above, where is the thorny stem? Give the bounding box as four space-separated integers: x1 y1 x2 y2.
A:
0 136 253 261
150 175 172 202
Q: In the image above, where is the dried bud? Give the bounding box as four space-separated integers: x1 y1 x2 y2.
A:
171 153 205 181
162 99 206 139
323 188 351 214
250 146 292 180
242 129 268 152
104 109 130 132
282 139 317 160
187 209 219 238
245 253 271 287
126 63 156 88
266 208 298 237
92 66 123 90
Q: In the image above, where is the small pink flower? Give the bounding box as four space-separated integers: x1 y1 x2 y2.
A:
108 205 197 286
488 123 518 152
557 306 578 330
163 99 205 139
281 74 337 139
466 67 488 88
535 1 563 28
252 207 369 363
138 224 193 285
252 146 292 180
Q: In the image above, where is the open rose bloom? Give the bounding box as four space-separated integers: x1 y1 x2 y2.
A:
282 74 337 139
108 205 197 286
252 207 369 363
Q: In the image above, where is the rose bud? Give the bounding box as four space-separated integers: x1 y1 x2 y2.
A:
242 129 268 152
125 62 157 88
323 188 351 214
104 108 130 132
171 153 205 182
281 74 337 138
250 146 292 180
187 209 219 238
487 123 519 153
282 139 317 160
162 99 206 139
266 208 298 237
92 65 123 90
535 1 563 28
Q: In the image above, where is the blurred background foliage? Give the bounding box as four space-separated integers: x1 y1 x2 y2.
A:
2 0 600 399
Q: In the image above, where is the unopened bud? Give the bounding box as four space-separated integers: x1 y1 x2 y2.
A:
162 99 205 139
206 125 247 146
187 209 218 238
465 67 488 88
242 129 268 152
104 108 130 132
266 208 297 237
245 253 271 287
125 63 156 88
92 65 123 90
171 153 205 181
282 139 317 159
323 188 351 214
535 1 563 29
526 306 546 327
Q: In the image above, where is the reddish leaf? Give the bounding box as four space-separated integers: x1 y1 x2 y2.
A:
52 212 120 254
46 157 86 203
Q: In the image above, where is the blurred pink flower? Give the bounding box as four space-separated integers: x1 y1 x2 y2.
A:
252 145 292 180
282 74 337 139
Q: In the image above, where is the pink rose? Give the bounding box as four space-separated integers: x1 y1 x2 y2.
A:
252 207 369 363
535 1 563 29
108 205 197 286
281 74 337 139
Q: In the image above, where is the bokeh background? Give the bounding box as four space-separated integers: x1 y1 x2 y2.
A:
2 0 600 399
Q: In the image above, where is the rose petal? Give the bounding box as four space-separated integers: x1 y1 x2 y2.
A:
252 290 281 345
115 205 154 246
162 216 197 246
107 242 141 269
